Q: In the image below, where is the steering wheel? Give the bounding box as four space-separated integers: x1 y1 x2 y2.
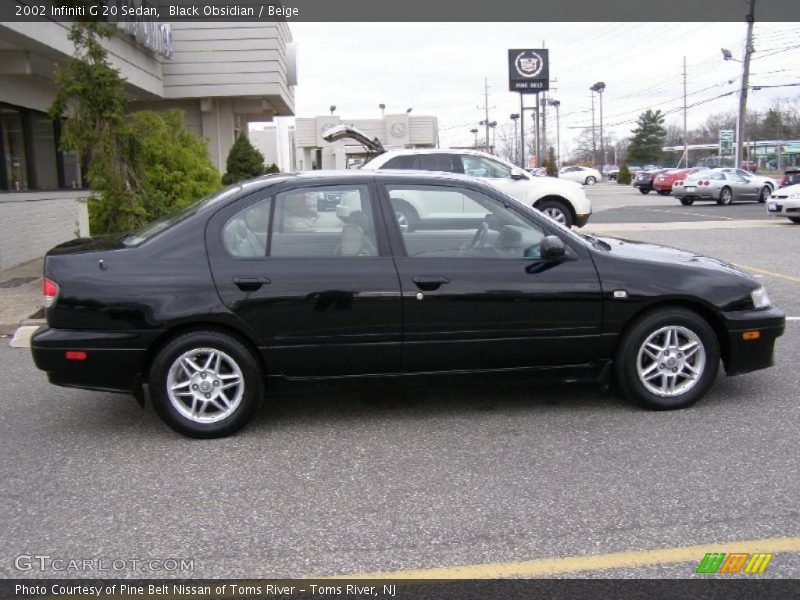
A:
468 222 489 252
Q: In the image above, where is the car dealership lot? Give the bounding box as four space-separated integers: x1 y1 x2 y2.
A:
2 184 798 579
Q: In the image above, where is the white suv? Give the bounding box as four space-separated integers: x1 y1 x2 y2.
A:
323 125 592 228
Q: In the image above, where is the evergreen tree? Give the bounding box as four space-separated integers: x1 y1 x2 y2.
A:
627 110 667 164
617 164 632 185
222 135 265 185
265 163 281 174
542 146 558 177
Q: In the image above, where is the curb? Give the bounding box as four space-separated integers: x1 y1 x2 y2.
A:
9 325 40 348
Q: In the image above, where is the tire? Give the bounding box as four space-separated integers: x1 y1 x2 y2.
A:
536 199 574 228
585 176 597 185
149 330 263 438
614 307 720 410
716 186 733 205
680 198 694 206
789 217 800 224
657 189 671 196
638 188 650 195
390 199 419 233
758 186 770 203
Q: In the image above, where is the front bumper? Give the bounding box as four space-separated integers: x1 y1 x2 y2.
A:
766 197 800 218
574 213 591 228
720 306 785 375
31 327 148 394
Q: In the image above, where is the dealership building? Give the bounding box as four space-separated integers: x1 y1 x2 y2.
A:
294 114 439 170
0 19 296 270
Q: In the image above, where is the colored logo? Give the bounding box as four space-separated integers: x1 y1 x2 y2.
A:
514 51 545 78
696 552 773 574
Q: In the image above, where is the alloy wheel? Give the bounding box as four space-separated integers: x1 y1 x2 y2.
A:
543 206 567 225
636 326 706 397
166 348 244 423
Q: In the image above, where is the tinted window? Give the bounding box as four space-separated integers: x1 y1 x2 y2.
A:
381 155 415 169
385 184 545 259
222 198 272 258
414 154 457 172
271 185 378 257
461 155 513 178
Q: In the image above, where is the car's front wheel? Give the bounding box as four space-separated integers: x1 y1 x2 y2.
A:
638 188 650 195
149 330 263 438
536 199 573 228
585 176 597 185
615 307 719 410
790 217 800 224
657 189 671 196
758 186 771 203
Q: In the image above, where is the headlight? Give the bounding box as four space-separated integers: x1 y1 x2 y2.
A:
751 286 771 309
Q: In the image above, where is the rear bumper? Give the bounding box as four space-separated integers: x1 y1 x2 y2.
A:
721 307 785 375
31 327 148 394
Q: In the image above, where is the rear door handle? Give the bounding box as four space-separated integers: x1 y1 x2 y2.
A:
234 276 271 291
412 276 450 291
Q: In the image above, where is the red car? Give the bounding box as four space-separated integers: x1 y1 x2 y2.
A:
653 168 704 195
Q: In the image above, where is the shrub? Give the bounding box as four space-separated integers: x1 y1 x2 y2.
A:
222 135 265 185
617 164 632 185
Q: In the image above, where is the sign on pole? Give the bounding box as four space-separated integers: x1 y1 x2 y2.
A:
719 130 734 156
508 49 549 92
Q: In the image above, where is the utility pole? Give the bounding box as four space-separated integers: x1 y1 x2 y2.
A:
737 0 756 168
520 95 526 168
483 77 491 152
542 91 547 164
534 93 540 166
682 56 688 168
590 92 597 167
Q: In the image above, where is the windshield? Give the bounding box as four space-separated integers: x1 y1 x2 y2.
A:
120 184 244 247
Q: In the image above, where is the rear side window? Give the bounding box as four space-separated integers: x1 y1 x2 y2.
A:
381 155 415 169
222 198 272 258
414 154 457 172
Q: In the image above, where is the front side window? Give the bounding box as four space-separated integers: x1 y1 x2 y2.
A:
385 184 546 259
460 154 512 179
271 185 378 257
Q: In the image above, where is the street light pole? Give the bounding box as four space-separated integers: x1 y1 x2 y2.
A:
590 91 597 167
510 113 520 165
470 128 479 150
591 82 606 173
547 99 561 169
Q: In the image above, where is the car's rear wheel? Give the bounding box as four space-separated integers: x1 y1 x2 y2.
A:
149 330 263 438
679 198 694 206
758 186 771 203
717 186 733 205
585 176 597 185
657 189 670 196
615 307 719 410
638 188 650 195
789 217 800 224
536 199 573 228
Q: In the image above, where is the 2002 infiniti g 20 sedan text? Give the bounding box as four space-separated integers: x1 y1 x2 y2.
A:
31 171 785 437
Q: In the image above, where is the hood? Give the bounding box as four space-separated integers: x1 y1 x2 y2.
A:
322 124 385 154
535 175 583 191
595 236 751 278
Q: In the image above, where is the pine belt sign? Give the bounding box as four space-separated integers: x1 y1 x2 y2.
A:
508 49 549 93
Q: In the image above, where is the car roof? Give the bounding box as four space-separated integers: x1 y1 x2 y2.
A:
376 148 502 158
239 168 495 189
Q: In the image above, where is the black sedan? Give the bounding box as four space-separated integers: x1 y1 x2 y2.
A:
31 171 785 437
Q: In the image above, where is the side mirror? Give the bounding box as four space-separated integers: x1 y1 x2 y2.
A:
540 235 566 260
510 167 526 180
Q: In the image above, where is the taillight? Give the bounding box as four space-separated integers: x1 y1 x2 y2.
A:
676 180 683 186
43 277 59 308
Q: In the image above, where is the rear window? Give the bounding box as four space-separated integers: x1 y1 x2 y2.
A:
381 155 415 169
785 171 800 185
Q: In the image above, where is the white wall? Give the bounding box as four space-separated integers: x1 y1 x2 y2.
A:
0 192 90 271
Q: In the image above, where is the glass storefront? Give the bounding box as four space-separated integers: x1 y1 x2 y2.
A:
0 103 80 192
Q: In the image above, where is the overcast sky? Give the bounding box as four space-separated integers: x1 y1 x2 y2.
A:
285 21 800 157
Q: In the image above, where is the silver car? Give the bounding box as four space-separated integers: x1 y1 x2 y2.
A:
717 168 776 202
672 170 765 206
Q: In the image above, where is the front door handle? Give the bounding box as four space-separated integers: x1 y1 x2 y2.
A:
412 276 450 291
234 276 271 291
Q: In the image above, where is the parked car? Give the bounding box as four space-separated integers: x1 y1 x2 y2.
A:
766 183 800 224
717 168 776 200
323 125 591 228
780 168 800 187
31 171 783 437
653 168 704 195
740 160 757 172
628 165 643 177
672 170 767 205
559 165 602 185
633 168 667 194
603 165 620 180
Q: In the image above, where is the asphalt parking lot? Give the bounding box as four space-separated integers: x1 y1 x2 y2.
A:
2 183 798 580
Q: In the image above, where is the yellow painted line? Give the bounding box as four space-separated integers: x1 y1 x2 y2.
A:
333 536 800 579
731 262 800 283
646 208 735 220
